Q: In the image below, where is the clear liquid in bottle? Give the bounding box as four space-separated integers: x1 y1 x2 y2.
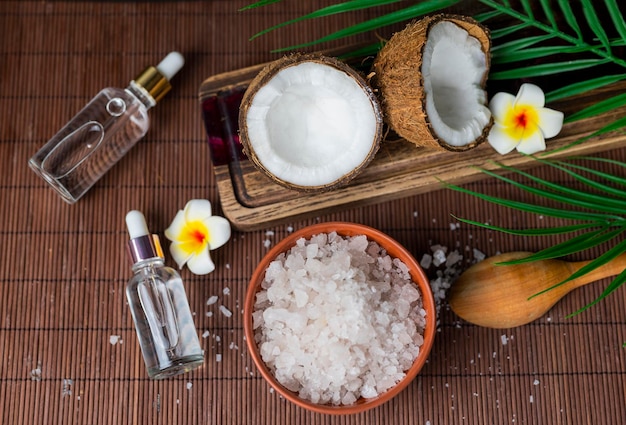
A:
29 52 184 203
29 87 149 203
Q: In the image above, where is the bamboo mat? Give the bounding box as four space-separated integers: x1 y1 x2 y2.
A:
1 1 625 424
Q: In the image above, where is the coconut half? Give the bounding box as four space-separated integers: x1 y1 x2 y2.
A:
239 54 383 192
373 14 493 151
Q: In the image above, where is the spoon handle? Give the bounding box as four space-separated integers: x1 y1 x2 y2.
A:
568 252 626 289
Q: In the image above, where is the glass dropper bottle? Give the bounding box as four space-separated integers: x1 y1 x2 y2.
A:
29 52 184 204
125 210 204 379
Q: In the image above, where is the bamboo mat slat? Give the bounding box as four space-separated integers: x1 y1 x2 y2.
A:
1 1 625 424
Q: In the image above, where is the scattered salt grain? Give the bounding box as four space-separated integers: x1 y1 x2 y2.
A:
501 335 509 345
432 247 447 267
62 379 73 397
445 250 463 267
266 230 275 237
202 330 210 338
473 248 486 262
223 287 231 295
186 382 193 390
205 311 213 317
219 305 233 318
254 232 426 406
206 295 219 305
109 335 122 345
533 379 540 386
216 354 222 362
420 253 433 269
264 239 272 248
229 342 239 350
530 395 534 403
30 362 42 381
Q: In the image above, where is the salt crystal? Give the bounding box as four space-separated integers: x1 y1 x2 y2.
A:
432 249 447 267
30 362 42 381
266 230 275 236
186 382 193 390
109 335 122 345
219 305 233 317
263 239 271 248
501 335 509 345
62 379 73 397
530 395 534 403
216 354 222 362
420 253 432 269
206 295 219 305
223 287 230 295
445 250 463 267
473 248 486 262
229 342 239 350
202 330 210 338
533 379 540 386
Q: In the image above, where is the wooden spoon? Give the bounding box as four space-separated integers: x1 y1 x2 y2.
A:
448 251 626 328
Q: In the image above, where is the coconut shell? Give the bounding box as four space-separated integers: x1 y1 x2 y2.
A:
239 53 383 192
372 14 492 152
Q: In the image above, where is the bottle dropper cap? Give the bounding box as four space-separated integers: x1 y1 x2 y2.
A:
126 210 165 264
133 51 185 104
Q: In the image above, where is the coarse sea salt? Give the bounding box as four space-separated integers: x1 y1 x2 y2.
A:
253 232 427 406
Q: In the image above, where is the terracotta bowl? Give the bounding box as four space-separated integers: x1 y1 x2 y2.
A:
243 222 436 415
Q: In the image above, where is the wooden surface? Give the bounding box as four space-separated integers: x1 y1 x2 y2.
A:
2 1 626 424
200 68 626 230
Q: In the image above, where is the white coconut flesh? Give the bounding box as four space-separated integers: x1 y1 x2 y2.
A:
421 21 491 147
244 62 379 188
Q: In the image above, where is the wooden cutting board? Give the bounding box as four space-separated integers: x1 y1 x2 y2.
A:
198 63 626 231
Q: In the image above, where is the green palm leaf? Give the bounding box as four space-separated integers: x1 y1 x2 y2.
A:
267 0 461 53
240 0 281 11
581 0 611 52
545 74 626 103
248 0 403 41
605 0 626 41
566 92 626 122
443 157 626 315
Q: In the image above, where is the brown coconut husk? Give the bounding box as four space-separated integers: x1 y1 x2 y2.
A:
372 14 492 152
239 53 383 192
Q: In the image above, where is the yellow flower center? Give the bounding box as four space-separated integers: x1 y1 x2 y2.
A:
178 220 210 255
503 104 540 140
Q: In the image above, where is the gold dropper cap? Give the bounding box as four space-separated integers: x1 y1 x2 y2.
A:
132 52 185 104
133 66 172 104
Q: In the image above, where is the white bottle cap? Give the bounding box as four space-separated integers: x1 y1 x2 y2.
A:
157 51 185 81
126 210 150 239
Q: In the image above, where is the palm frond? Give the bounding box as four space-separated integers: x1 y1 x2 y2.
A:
240 0 282 11
444 157 626 315
254 0 461 52
545 73 626 103
248 0 403 41
476 163 626 213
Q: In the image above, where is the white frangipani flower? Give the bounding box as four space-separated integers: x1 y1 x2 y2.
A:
488 83 564 155
165 199 231 275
